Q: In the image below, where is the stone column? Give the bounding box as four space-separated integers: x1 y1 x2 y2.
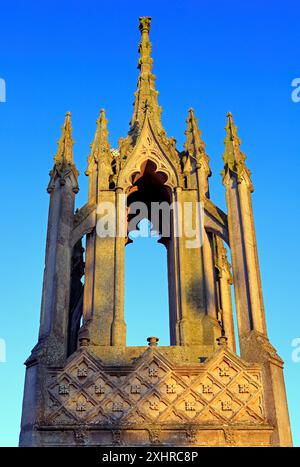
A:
223 171 267 344
166 190 180 345
38 112 78 363
50 178 76 359
215 236 236 352
172 187 219 347
111 188 127 346
172 187 189 345
82 229 95 323
237 181 266 335
83 190 117 346
224 173 253 338
202 229 218 321
39 180 60 339
194 148 219 338
222 112 267 355
196 157 219 345
40 188 76 341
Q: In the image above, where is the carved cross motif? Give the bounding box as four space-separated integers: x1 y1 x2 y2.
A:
185 401 195 411
148 367 158 377
112 402 123 412
58 384 69 395
131 384 141 394
221 400 232 411
76 401 86 411
202 384 213 394
95 385 105 394
219 366 229 377
166 384 176 394
77 368 88 378
149 401 159 411
238 384 249 394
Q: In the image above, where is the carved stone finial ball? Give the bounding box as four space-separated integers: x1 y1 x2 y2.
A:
139 16 152 33
78 325 90 348
216 335 228 347
147 336 159 346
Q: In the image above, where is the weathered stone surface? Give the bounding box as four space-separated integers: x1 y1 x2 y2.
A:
19 16 292 447
31 347 274 446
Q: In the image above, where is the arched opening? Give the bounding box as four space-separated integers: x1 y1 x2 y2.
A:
125 219 170 345
125 159 173 346
127 159 171 238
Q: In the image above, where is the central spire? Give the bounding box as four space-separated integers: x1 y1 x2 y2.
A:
118 17 178 167
130 16 163 132
138 17 153 76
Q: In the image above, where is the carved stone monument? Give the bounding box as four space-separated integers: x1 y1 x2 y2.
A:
19 17 292 446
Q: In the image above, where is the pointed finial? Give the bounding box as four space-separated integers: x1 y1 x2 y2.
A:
118 18 178 161
225 111 241 144
53 111 75 170
54 112 74 165
127 17 162 133
86 108 110 176
222 112 252 189
138 17 152 71
86 108 113 192
184 108 207 160
182 155 192 175
97 108 109 143
184 108 211 183
48 112 79 193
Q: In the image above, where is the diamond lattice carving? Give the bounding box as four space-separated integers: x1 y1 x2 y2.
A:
45 348 266 427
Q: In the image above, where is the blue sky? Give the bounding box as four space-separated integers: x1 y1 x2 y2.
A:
0 0 299 446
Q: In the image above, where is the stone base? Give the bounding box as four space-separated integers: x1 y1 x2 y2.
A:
20 344 280 446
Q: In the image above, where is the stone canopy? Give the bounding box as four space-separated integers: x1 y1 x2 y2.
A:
19 17 292 447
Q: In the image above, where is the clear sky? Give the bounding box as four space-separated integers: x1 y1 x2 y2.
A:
0 0 299 447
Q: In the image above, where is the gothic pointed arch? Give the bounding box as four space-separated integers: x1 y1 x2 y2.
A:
117 116 182 192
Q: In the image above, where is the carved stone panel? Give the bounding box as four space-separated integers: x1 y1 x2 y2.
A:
45 348 266 431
